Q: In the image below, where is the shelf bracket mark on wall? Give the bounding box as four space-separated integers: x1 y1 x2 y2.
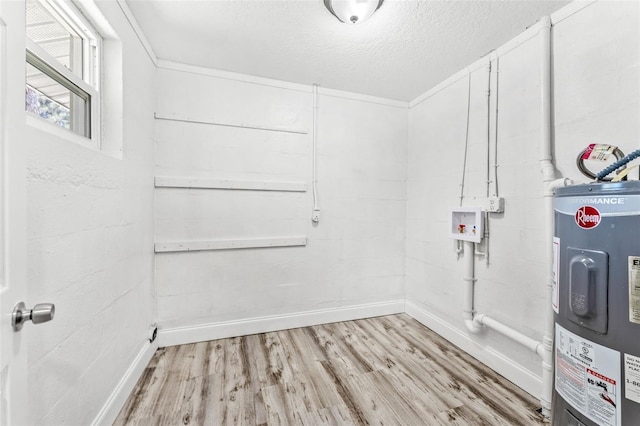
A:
154 113 308 135
155 236 308 253
155 176 307 192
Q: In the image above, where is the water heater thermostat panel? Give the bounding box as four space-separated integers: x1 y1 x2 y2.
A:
567 247 609 334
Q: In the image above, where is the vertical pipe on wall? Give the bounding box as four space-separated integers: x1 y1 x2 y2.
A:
463 241 482 333
539 15 556 419
538 15 572 419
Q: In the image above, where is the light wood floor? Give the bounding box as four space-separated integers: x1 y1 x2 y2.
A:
115 314 546 425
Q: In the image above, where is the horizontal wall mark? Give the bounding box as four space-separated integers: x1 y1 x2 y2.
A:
155 236 307 253
154 112 308 135
155 176 307 192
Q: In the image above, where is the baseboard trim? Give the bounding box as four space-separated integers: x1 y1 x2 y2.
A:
92 300 540 424
91 339 159 426
404 301 542 399
158 300 406 348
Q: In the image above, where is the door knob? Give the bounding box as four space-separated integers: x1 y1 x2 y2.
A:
12 302 55 331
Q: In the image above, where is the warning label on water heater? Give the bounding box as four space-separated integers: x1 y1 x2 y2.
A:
629 257 640 325
624 354 640 404
581 144 617 161
555 324 621 426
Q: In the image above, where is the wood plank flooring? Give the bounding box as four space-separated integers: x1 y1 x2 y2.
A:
115 314 547 425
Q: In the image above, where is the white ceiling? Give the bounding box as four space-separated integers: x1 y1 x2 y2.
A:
126 0 571 102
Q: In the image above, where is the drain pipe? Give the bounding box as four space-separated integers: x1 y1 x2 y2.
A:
462 240 551 414
538 15 572 419
462 243 545 354
538 16 557 419
463 241 482 333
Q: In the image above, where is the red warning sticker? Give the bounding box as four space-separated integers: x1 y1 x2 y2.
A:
575 206 601 229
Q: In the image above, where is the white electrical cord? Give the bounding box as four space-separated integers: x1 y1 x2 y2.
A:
486 62 492 198
311 84 320 222
458 71 472 207
492 56 501 198
482 62 492 265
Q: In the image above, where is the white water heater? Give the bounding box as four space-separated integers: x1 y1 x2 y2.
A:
553 181 640 425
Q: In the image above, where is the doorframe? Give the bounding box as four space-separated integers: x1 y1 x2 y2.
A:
0 1 29 424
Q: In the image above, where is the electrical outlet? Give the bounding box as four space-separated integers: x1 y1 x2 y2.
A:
312 209 320 223
487 197 505 213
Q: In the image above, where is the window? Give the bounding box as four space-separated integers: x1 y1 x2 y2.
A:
25 0 100 141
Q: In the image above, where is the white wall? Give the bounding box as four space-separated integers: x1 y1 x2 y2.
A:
552 1 639 173
25 2 156 424
154 65 407 338
406 0 639 397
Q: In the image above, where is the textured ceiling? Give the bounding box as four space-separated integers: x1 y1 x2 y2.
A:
126 0 570 102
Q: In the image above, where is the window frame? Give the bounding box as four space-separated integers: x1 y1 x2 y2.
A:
25 0 102 147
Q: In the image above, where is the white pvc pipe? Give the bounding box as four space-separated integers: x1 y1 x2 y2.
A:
538 16 574 419
462 241 542 347
463 241 482 333
538 16 555 418
461 241 548 397
458 18 572 419
539 177 571 417
475 314 544 356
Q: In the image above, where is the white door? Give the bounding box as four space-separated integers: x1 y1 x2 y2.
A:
1 1 29 424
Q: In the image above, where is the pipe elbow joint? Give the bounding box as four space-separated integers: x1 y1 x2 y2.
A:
546 177 572 191
539 161 557 182
464 317 483 334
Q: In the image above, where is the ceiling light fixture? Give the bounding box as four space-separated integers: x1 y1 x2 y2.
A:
323 0 384 25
